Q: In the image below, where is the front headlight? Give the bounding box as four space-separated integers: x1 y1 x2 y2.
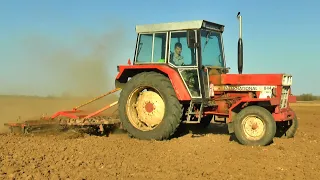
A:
282 74 292 86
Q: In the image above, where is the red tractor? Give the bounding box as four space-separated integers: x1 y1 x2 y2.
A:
115 12 297 146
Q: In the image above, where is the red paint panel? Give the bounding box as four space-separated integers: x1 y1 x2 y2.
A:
288 95 297 103
51 111 79 119
116 65 191 101
272 110 295 121
211 74 284 85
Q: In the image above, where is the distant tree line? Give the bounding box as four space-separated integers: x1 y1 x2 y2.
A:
296 93 320 101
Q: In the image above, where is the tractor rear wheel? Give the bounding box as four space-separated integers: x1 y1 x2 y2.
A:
118 72 183 140
233 105 276 146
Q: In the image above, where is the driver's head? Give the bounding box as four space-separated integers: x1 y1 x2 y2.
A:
174 42 182 55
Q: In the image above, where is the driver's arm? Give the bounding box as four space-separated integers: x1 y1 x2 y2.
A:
173 56 184 66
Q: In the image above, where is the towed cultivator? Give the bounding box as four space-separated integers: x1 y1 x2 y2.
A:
5 12 298 146
5 88 122 134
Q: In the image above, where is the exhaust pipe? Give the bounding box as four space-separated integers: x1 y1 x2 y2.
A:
237 12 243 74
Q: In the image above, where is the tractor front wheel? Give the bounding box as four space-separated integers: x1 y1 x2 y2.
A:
276 110 298 138
118 72 183 140
200 115 213 128
233 106 276 146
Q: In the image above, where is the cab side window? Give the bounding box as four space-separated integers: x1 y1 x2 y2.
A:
136 33 167 63
169 31 196 67
200 30 223 67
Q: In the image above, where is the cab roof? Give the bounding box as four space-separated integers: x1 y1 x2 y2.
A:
135 20 224 33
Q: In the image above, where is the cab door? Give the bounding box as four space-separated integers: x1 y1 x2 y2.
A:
198 29 225 100
168 30 202 99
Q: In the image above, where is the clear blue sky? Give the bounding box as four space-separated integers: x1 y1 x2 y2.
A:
0 0 319 96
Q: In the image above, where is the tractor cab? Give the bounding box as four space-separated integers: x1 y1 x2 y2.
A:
133 20 228 102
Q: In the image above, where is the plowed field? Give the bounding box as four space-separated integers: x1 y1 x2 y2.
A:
0 96 319 180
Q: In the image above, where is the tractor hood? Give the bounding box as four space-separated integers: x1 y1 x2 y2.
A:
210 73 293 86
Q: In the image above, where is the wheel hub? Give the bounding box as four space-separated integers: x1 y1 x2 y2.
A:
251 123 258 130
145 102 155 113
242 115 265 140
135 90 165 128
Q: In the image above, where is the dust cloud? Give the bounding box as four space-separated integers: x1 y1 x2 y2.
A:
22 26 131 97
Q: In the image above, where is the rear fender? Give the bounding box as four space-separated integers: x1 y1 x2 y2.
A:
115 65 191 101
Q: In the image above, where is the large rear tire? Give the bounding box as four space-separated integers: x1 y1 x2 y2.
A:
118 72 183 140
233 106 276 146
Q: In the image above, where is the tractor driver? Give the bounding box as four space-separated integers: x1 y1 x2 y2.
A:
172 42 185 66
171 42 200 97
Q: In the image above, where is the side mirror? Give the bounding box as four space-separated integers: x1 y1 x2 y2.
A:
187 30 196 48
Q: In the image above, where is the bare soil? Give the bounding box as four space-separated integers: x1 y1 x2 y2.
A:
0 96 319 180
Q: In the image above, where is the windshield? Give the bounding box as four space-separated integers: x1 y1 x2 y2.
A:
200 29 224 67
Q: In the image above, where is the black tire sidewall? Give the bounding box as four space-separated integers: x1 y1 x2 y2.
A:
283 109 298 138
200 115 213 128
118 72 182 140
234 105 276 146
